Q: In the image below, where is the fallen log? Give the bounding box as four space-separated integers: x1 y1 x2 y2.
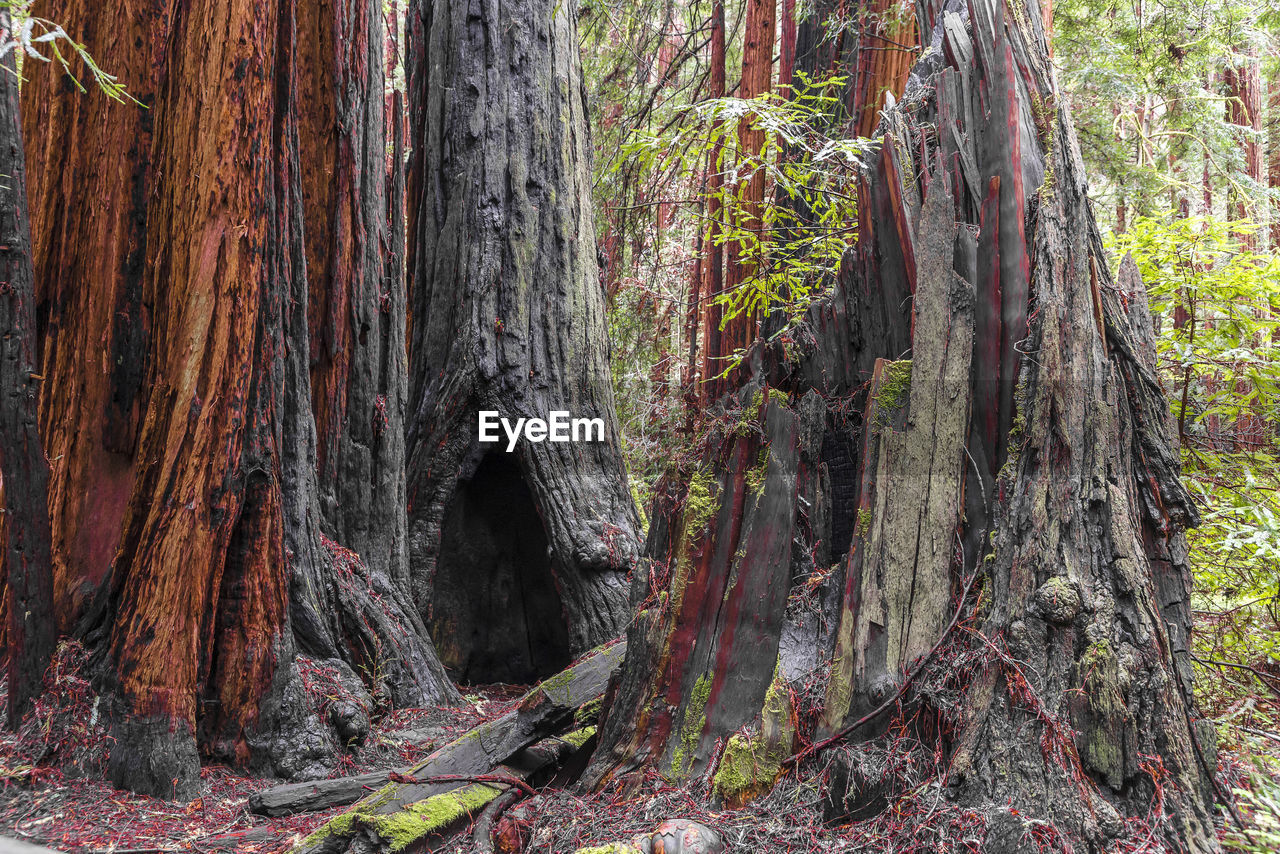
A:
253 639 623 818
286 641 624 853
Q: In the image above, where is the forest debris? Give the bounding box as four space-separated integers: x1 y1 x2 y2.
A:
289 642 623 851
570 819 725 854
252 640 624 817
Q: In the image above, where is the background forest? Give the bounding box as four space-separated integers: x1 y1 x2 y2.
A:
0 0 1279 851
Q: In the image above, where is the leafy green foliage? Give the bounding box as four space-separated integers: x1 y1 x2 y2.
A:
621 78 865 332
1 0 137 103
1055 0 1277 224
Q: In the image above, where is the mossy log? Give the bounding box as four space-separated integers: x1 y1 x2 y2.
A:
286 642 623 850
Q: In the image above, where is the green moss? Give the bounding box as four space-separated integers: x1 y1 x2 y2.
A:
560 725 598 749
537 665 578 707
575 696 604 726
682 469 718 544
302 785 398 845
854 507 872 540
670 672 713 779
874 360 912 421
767 387 789 408
745 447 770 497
712 669 794 806
573 844 639 854
301 782 499 850
374 784 503 851
1076 639 1128 786
630 479 650 530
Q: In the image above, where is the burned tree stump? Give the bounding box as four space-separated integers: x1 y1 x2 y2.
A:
585 1 1218 850
404 0 641 682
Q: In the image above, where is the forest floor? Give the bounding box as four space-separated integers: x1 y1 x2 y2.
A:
0 650 527 853
0 645 1275 853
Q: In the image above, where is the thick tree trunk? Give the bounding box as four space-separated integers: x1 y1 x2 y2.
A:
21 0 174 634
20 0 453 798
0 13 57 725
297 0 409 588
586 2 1217 850
81 0 319 798
291 0 458 708
404 0 640 684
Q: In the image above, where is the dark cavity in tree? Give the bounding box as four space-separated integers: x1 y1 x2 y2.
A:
432 453 572 684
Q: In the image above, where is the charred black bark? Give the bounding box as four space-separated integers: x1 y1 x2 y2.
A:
404 0 640 681
0 15 57 726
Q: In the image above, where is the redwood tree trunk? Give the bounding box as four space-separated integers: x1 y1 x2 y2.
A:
88 0 317 798
291 0 458 708
20 0 454 799
0 12 57 726
587 2 1217 850
404 0 641 684
22 0 173 635
706 0 775 403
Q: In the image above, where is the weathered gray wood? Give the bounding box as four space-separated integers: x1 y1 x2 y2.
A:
253 640 625 817
821 171 975 732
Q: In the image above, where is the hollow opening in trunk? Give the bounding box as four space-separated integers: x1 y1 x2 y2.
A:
431 451 572 684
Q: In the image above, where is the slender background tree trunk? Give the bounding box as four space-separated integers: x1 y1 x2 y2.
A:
0 10 57 726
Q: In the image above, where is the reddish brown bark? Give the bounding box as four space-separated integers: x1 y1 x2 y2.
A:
19 0 454 797
22 0 174 634
698 0 727 406
850 0 917 138
779 0 797 92
1269 66 1279 249
95 0 323 797
708 0 775 402
0 8 57 725
1225 55 1263 231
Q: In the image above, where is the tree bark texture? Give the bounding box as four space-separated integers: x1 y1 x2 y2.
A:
0 11 57 725
706 0 776 403
587 1 1217 850
850 0 918 138
585 381 823 787
405 0 641 683
21 0 174 634
697 0 727 407
291 0 459 709
296 0 410 590
19 0 454 797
